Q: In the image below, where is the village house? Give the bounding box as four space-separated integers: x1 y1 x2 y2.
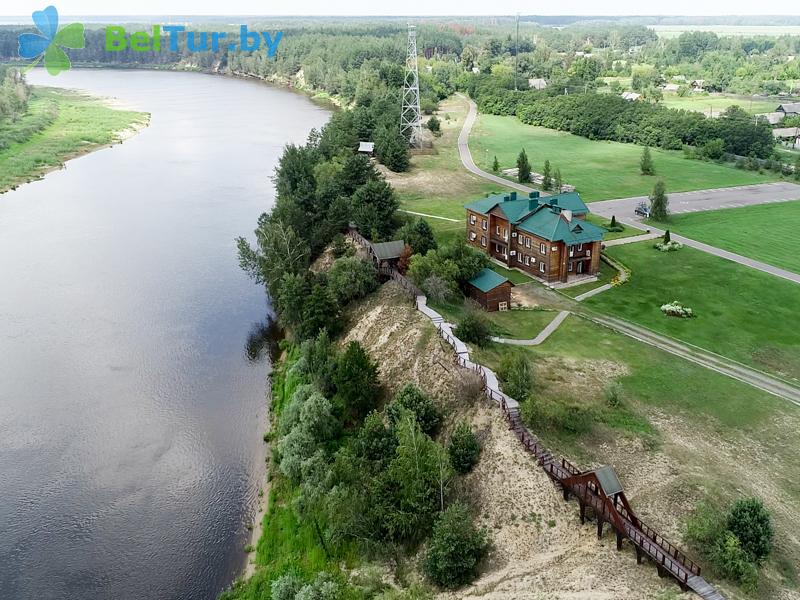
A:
464 190 605 284
777 102 800 117
466 268 513 311
527 78 548 90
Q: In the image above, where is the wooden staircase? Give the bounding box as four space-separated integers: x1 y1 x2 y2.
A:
499 398 726 600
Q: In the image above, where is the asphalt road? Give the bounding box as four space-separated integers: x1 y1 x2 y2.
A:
590 181 800 220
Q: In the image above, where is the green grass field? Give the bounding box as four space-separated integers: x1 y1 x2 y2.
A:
660 93 778 115
0 87 148 193
651 201 800 275
586 241 800 381
470 114 780 201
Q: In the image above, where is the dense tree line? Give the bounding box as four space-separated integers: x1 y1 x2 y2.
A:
472 82 775 158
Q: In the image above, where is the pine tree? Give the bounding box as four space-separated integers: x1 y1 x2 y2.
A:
649 180 669 221
542 159 552 190
492 155 499 173
554 168 563 193
516 149 531 183
610 215 617 228
640 146 655 176
664 229 671 243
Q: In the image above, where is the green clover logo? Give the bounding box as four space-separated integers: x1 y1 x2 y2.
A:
18 6 85 75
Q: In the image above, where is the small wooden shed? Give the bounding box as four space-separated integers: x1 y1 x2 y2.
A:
370 240 405 269
466 268 513 312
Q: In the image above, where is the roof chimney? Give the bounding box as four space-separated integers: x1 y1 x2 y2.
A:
528 199 537 210
510 191 517 201
528 191 540 199
551 198 559 206
503 194 510 202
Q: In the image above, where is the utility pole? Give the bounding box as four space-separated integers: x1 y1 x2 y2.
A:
401 24 423 149
514 14 519 91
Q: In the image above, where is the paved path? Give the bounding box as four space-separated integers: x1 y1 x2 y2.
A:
603 232 661 247
491 310 570 345
457 93 537 194
400 209 460 222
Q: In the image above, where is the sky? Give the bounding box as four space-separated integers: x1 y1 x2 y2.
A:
1 0 799 17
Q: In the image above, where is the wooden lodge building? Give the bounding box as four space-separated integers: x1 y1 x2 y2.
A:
466 268 513 311
464 190 605 285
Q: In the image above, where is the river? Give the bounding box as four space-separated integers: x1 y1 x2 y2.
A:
0 69 330 600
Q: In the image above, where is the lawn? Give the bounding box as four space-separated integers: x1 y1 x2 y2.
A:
433 299 553 339
660 93 778 116
585 241 800 381
389 95 514 246
470 114 780 201
585 213 642 241
0 87 148 193
650 201 800 275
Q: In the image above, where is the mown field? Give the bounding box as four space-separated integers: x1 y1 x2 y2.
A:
0 87 148 193
586 241 800 382
653 201 800 274
660 93 778 115
470 114 780 201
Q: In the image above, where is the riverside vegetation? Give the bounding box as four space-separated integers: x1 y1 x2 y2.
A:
0 67 149 193
226 94 495 598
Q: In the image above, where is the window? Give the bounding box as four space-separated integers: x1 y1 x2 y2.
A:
481 236 486 247
498 301 508 312
517 252 523 263
539 262 546 273
524 255 530 266
496 225 500 235
482 219 488 230
469 231 476 241
577 243 583 251
525 236 531 248
568 263 573 272
469 214 476 225
586 249 591 257
540 243 547 255
569 246 574 257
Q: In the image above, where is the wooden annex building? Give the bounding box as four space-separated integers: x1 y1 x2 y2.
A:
466 268 513 311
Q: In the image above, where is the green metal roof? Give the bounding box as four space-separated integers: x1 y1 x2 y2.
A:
594 466 624 497
464 191 589 221
467 268 511 293
516 210 605 244
371 240 405 260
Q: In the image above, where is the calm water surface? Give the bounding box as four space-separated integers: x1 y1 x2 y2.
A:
0 69 330 600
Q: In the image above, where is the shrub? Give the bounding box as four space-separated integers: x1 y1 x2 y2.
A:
334 341 380 421
517 148 531 183
640 145 655 175
457 370 485 404
426 115 441 134
331 233 348 258
726 498 774 562
654 240 683 252
327 256 378 305
605 381 624 408
272 573 304 600
660 300 694 318
492 155 499 173
454 312 491 347
497 353 532 401
388 383 442 434
423 502 488 588
710 532 759 591
448 423 481 474
422 274 453 303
